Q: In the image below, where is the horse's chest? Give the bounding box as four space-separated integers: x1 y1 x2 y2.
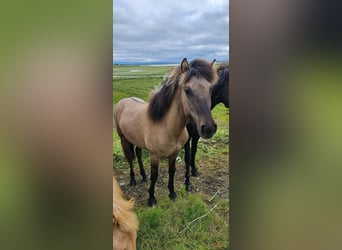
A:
146 131 187 157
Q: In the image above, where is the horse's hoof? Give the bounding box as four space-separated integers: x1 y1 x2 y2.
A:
148 197 157 207
130 179 137 186
142 176 147 182
169 192 177 201
186 185 192 192
191 169 200 177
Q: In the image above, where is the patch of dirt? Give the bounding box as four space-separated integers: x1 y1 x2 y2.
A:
113 151 229 207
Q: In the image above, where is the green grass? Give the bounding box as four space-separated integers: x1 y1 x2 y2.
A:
113 65 174 80
136 192 229 250
113 77 161 103
113 64 229 249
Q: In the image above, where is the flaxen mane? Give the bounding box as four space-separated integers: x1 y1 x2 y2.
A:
147 59 216 122
113 177 138 233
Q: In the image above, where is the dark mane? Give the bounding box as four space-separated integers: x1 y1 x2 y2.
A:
147 59 216 122
147 65 182 122
214 63 229 91
211 63 229 108
217 63 229 72
183 59 217 84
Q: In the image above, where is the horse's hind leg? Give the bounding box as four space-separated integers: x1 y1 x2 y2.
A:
128 143 137 186
191 135 201 177
184 139 192 192
135 147 147 182
120 136 137 186
168 153 177 200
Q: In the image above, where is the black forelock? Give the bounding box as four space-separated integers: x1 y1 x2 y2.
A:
183 59 217 84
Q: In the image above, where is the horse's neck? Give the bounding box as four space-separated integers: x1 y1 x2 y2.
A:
211 94 220 110
164 89 188 137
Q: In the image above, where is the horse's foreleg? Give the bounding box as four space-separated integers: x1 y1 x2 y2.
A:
148 155 159 207
191 135 200 177
135 147 147 182
184 139 192 192
168 153 178 200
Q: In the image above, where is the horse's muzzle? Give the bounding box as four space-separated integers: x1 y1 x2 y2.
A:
200 123 217 138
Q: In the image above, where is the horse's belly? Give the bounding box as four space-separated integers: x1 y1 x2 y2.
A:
145 142 176 157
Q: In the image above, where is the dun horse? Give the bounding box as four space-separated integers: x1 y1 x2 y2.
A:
114 58 217 206
113 176 138 250
184 63 229 191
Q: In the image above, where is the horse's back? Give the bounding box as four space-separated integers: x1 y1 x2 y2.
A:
114 97 148 148
115 97 147 127
115 97 145 114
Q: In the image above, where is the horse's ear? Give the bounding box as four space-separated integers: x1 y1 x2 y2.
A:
180 58 189 73
211 59 216 67
113 214 117 226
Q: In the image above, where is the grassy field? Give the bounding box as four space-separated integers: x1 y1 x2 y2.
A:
113 64 229 249
113 64 175 79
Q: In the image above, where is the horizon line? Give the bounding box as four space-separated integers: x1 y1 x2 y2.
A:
113 59 229 65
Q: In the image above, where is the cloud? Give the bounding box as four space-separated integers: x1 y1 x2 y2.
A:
113 0 229 63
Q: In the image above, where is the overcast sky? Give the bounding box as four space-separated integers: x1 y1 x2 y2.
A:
113 0 229 63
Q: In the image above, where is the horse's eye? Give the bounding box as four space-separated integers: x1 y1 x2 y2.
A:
184 88 192 95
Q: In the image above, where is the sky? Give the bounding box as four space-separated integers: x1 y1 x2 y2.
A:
113 0 229 64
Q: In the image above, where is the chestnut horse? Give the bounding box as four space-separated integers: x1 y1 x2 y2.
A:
113 176 138 250
114 58 217 206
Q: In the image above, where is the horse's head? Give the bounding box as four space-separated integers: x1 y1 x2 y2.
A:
113 177 138 250
180 58 218 139
113 220 137 250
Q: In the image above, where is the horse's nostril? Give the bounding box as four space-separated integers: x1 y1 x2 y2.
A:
201 125 207 134
201 125 208 133
201 124 216 137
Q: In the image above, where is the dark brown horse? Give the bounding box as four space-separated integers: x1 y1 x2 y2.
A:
184 63 229 191
114 58 217 206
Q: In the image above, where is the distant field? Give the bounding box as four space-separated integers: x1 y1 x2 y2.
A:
113 64 229 250
113 64 175 79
